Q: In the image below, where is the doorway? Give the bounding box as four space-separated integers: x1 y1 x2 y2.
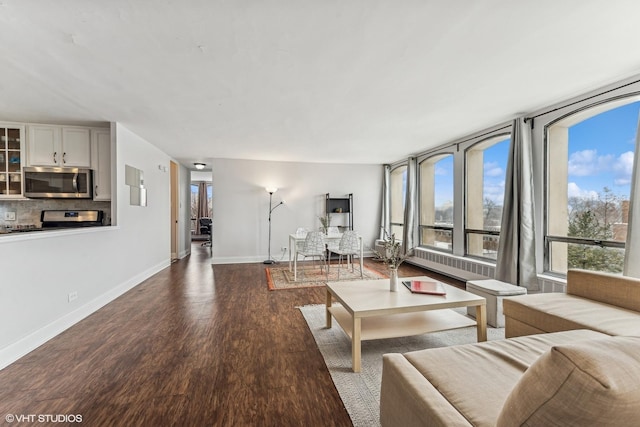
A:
190 175 213 247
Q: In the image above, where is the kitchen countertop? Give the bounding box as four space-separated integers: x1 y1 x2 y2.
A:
0 225 111 239
1 227 45 234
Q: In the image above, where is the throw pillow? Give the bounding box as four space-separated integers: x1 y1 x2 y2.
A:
497 336 640 427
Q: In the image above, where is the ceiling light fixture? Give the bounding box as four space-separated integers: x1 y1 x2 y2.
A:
194 163 206 170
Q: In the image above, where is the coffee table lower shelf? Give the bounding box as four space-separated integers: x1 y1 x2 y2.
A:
327 304 476 341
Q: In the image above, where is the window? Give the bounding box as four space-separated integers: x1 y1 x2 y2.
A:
419 154 454 251
546 99 639 274
389 165 407 238
465 136 510 259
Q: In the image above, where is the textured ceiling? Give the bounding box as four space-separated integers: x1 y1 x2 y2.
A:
1 0 640 168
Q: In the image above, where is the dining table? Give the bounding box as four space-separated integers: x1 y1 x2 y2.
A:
288 232 362 282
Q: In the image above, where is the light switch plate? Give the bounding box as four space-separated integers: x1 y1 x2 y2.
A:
4 211 16 221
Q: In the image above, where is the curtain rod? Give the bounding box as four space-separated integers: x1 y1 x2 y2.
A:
414 123 512 158
524 77 640 125
449 124 511 147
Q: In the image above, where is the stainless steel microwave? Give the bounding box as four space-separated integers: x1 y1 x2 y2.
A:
23 167 93 199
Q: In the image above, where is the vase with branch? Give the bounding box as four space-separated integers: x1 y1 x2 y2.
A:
374 229 413 292
319 214 332 234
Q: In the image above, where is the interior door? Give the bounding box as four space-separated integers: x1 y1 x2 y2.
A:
170 161 178 260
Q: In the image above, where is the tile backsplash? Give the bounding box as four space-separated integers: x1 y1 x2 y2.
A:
0 199 111 228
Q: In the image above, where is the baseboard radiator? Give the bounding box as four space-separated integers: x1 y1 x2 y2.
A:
373 240 482 281
374 241 567 292
408 245 565 293
409 248 492 282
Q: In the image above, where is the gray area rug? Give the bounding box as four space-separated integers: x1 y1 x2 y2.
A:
299 304 505 427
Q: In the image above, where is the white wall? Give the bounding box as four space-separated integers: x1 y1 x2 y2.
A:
0 124 174 369
191 170 212 182
211 158 382 263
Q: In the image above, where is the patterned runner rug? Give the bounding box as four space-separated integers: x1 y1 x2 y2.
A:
266 263 386 290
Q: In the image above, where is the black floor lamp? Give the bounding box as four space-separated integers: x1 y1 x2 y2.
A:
264 187 284 264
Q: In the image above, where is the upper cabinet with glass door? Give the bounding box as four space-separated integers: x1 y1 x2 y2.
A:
0 124 25 198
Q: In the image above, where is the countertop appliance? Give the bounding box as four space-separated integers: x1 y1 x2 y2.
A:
24 166 93 199
41 210 104 228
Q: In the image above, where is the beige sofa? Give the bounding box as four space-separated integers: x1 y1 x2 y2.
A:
503 269 640 338
380 269 640 426
380 330 640 426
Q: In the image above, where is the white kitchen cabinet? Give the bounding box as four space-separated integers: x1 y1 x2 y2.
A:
90 128 111 201
27 125 91 167
27 125 60 166
61 127 91 167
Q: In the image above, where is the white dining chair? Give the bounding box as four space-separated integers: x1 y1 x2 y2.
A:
329 230 363 279
294 227 309 252
295 231 327 281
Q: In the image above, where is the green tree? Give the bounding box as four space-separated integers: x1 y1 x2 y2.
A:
566 188 624 273
568 209 609 240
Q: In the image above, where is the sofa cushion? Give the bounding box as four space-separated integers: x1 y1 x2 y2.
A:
567 269 640 312
497 336 640 427
380 353 471 427
399 330 606 427
503 293 640 336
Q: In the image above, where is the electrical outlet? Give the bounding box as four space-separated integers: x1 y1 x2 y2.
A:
4 211 16 221
68 292 78 302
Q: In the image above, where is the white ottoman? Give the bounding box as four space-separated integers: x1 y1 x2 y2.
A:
466 279 527 328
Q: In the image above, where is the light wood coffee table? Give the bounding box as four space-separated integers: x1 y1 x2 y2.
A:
325 276 487 372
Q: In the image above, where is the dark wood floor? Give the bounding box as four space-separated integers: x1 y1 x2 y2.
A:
0 244 462 426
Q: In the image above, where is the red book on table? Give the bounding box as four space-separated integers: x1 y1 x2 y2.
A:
402 280 447 295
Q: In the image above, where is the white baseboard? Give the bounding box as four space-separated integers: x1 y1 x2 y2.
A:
0 259 170 370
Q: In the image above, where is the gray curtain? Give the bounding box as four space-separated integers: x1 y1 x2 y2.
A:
402 157 418 253
624 113 640 278
495 118 539 291
380 164 391 239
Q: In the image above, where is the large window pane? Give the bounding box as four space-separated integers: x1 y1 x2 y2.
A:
419 154 453 251
190 184 199 233
465 136 510 259
207 183 213 215
547 99 639 274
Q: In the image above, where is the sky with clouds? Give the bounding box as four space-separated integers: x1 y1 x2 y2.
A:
567 101 639 200
481 140 509 204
